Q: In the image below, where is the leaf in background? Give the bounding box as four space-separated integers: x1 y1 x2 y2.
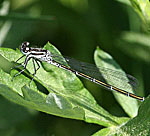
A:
117 31 150 63
0 42 129 127
58 0 88 13
0 1 12 46
94 47 139 117
117 0 150 31
132 0 150 23
115 0 131 6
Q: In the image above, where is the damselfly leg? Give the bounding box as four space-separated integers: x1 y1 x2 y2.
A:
29 58 40 83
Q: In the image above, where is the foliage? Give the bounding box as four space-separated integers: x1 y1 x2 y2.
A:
0 42 149 136
0 0 150 135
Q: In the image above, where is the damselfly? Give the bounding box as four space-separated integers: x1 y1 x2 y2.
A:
13 42 145 101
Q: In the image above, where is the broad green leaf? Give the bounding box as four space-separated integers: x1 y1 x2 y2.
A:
92 97 150 135
0 74 84 120
113 95 150 135
0 42 128 127
94 47 139 117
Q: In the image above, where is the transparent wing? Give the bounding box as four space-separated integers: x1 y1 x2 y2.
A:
50 53 138 91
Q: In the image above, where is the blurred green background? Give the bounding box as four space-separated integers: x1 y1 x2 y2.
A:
0 0 149 135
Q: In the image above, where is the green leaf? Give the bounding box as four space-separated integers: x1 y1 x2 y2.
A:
133 0 150 22
117 31 150 63
113 96 150 135
0 42 128 127
0 73 84 120
92 96 150 135
94 47 139 117
116 0 131 6
92 127 116 136
117 0 150 31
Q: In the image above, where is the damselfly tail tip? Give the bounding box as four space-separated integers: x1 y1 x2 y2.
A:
141 97 145 102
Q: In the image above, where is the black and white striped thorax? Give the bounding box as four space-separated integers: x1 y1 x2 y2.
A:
20 42 53 61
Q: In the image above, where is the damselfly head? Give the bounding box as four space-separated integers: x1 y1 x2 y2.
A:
20 42 31 54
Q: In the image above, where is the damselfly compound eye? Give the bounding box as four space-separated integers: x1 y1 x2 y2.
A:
20 42 30 54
